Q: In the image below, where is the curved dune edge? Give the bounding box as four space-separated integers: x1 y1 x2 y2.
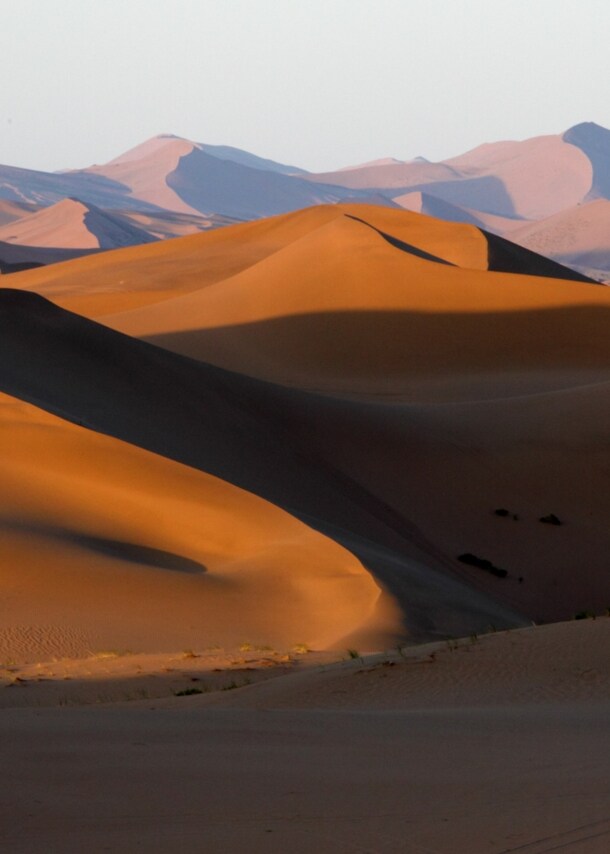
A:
0 392 399 663
6 203 489 317
94 212 610 398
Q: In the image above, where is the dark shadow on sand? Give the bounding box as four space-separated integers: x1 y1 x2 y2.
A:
0 516 206 574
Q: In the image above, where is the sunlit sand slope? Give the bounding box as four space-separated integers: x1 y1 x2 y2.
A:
0 391 389 661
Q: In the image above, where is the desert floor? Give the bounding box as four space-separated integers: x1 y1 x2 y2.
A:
1 618 609 854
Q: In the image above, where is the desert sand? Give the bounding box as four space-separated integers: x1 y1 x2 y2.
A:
1 203 609 852
0 619 608 853
6 204 610 629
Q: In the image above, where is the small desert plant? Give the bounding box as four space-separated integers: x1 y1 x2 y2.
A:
574 610 595 620
292 643 310 654
174 687 204 697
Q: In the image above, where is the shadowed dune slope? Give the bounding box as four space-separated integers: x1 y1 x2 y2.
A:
0 391 387 661
0 289 524 641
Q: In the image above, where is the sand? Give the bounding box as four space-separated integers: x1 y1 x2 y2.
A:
5 205 609 631
0 198 157 250
0 390 390 660
0 619 608 853
1 202 609 851
512 198 610 281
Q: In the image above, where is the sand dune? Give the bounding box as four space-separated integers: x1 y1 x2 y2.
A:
0 239 97 273
0 286 523 644
4 205 609 629
20 205 604 624
4 203 494 315
512 198 610 281
394 189 527 233
309 157 459 190
89 207 604 391
2 198 609 852
119 207 240 240
0 199 39 226
0 390 389 661
85 134 370 218
0 198 158 250
309 123 609 224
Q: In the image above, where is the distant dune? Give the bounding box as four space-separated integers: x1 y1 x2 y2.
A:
511 198 610 282
1 123 609 277
0 199 39 226
0 198 158 250
83 134 370 219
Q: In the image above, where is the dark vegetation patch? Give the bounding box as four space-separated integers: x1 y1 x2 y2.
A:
539 514 562 526
457 553 508 578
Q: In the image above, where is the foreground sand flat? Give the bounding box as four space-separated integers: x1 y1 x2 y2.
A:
0 620 608 853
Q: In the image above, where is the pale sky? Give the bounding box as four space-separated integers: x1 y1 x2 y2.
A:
2 0 609 173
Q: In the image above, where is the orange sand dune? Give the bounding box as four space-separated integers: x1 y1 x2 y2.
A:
93 211 608 397
3 205 608 630
0 391 389 661
0 288 524 641
7 203 491 316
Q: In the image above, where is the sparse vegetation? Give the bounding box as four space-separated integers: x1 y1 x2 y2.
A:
292 643 310 654
539 513 562 526
574 610 596 620
174 687 204 696
457 553 508 578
